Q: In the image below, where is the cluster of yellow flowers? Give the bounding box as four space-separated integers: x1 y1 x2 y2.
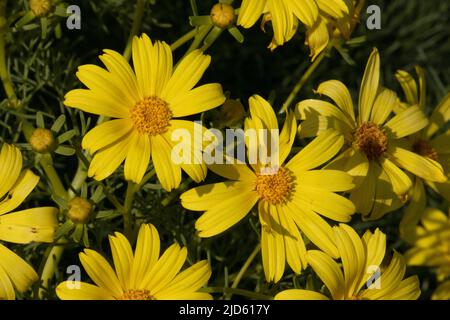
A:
1 0 449 301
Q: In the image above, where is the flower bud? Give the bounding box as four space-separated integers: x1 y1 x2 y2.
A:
67 197 94 224
210 3 235 29
29 0 53 17
29 128 57 153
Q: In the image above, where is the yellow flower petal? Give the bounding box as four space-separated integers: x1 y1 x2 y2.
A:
0 143 22 201
124 132 151 184
325 148 369 187
296 99 354 128
0 207 58 244
389 276 421 300
296 169 355 192
56 281 114 300
79 249 123 297
64 88 130 118
305 17 329 60
389 146 447 182
275 289 329 300
237 0 266 28
248 95 278 130
0 243 38 293
276 205 307 273
287 129 344 173
361 228 386 275
150 134 182 191
181 181 255 211
315 0 349 18
432 281 450 300
169 120 209 182
315 80 355 121
0 169 39 216
358 48 380 123
400 178 426 242
109 232 134 289
259 202 286 283
279 112 297 164
130 224 160 289
296 185 355 222
88 134 132 181
395 69 419 106
144 244 187 294
76 64 134 108
380 157 412 196
333 224 366 298
370 88 397 125
383 105 428 138
82 119 133 154
306 250 344 300
208 163 256 182
99 49 142 101
426 92 450 137
170 83 225 118
286 200 339 258
195 188 259 237
0 264 15 300
156 260 211 298
268 0 294 46
161 50 211 102
287 0 318 27
350 161 377 216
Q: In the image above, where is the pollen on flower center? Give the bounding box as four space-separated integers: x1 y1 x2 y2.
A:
255 167 295 205
353 122 388 160
412 139 438 161
130 96 172 135
119 289 156 300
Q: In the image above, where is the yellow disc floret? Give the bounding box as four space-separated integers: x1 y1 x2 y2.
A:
255 167 295 205
130 96 172 135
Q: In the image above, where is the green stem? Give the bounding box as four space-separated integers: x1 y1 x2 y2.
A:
161 178 192 207
123 181 137 240
136 168 156 190
36 240 66 299
40 154 68 201
185 25 212 56
170 28 197 51
200 287 272 300
0 0 17 106
123 0 146 61
279 48 328 114
230 244 261 293
68 161 87 199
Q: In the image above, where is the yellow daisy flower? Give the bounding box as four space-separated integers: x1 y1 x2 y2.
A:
237 0 350 58
0 143 58 299
405 207 450 300
307 0 365 59
64 33 226 190
181 95 355 283
56 223 212 300
394 68 450 241
296 48 447 220
275 224 421 300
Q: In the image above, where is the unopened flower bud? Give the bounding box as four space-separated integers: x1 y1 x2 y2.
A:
210 3 235 29
29 0 53 17
67 197 93 224
29 128 57 153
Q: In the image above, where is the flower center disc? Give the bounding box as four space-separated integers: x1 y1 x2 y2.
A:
353 122 388 160
131 96 172 135
255 167 295 205
119 289 156 300
413 139 438 161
